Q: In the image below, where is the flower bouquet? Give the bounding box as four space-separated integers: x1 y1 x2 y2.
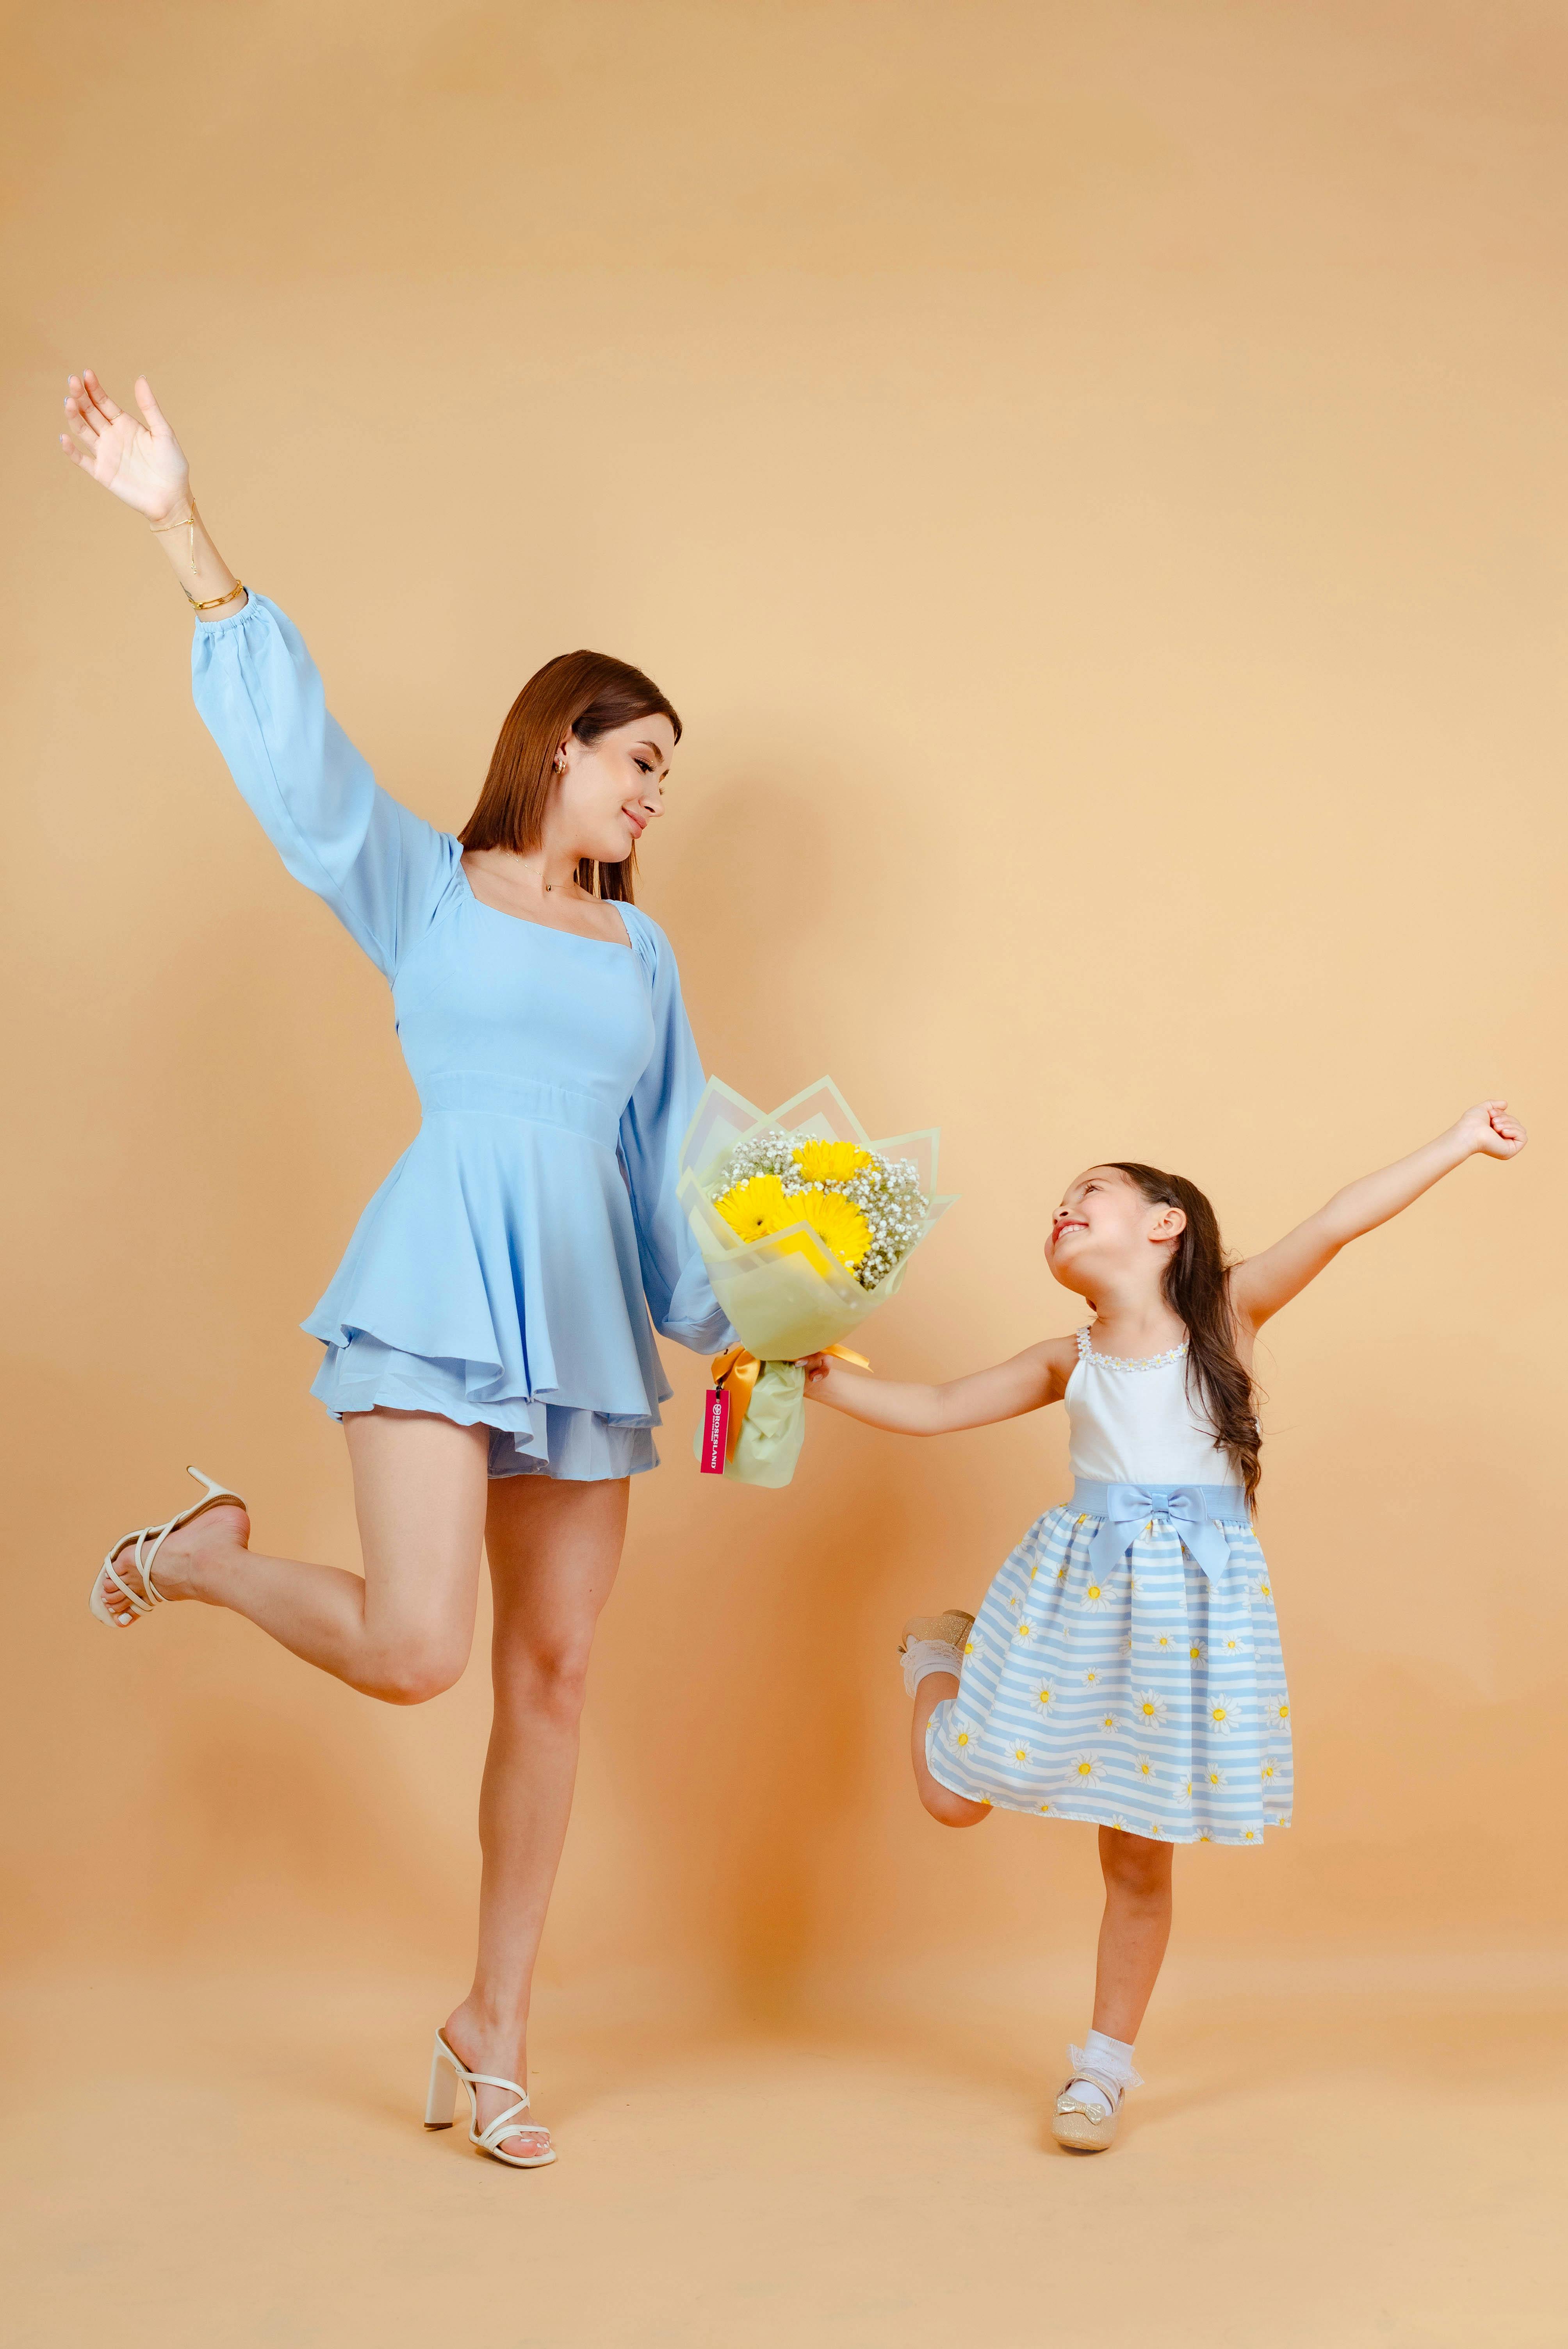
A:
678 1077 955 1487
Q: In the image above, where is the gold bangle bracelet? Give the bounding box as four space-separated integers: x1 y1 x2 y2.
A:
185 579 245 615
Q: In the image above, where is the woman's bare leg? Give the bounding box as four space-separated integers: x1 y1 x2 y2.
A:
1090 1826 1174 2041
910 1672 991 1827
441 1472 629 2158
97 1412 491 1702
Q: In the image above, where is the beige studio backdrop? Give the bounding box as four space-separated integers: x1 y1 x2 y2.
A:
2 3 1564 2341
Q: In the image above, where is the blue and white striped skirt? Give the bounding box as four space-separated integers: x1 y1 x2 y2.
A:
927 1481 1293 1847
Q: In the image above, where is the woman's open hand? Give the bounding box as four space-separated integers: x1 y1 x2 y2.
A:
58 371 189 524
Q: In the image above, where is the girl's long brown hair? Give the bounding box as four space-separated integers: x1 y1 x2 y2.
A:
1109 1162 1262 1505
460 649 682 902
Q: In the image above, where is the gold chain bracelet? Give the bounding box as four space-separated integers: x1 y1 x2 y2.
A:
185 580 245 615
150 504 198 573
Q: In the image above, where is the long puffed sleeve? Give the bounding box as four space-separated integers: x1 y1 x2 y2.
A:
192 593 458 978
619 910 733 1352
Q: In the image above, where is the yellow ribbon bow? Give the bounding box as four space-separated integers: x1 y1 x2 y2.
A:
709 1342 870 1463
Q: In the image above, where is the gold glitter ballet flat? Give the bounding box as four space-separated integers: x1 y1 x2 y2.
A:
1052 2069 1123 2153
899 1609 975 1655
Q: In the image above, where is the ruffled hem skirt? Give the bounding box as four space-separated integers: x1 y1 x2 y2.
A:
926 1499 1294 1847
301 1109 678 1483
312 1335 658 1480
306 1112 672 1395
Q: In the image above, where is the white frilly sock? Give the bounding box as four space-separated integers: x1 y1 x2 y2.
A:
1063 2028 1143 2117
900 1639 965 1699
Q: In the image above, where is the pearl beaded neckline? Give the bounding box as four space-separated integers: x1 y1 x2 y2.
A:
1075 1327 1189 1373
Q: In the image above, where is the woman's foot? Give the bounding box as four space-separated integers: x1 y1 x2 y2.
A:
93 1502 251 1622
440 2002 553 2164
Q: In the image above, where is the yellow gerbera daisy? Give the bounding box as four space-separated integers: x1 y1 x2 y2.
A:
791 1138 874 1183
793 1185 873 1271
714 1173 794 1241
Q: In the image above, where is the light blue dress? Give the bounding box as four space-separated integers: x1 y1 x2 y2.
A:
927 1331 1294 1846
192 593 730 1479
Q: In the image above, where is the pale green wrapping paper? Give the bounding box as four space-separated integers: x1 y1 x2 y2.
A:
680 1078 955 1488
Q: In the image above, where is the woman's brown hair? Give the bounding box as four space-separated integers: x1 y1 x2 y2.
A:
460 650 682 903
1108 1162 1262 1505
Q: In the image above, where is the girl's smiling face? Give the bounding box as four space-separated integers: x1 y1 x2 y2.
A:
1047 1166 1187 1299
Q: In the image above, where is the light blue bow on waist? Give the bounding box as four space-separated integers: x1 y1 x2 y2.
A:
1089 1483 1233 1585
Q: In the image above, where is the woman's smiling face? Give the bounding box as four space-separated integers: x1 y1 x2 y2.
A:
1046 1166 1185 1298
551 711 675 867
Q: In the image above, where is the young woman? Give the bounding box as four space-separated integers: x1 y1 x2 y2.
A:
61 370 731 2170
801 1104 1527 2151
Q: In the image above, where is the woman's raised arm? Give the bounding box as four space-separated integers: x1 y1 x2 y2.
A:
59 369 246 620
60 368 458 976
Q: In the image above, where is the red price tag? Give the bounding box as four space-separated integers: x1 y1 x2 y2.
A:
699 1384 731 1475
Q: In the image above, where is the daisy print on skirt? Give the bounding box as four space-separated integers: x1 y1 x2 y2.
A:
927 1499 1293 1846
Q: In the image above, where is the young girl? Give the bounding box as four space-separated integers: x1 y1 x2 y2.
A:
802 1103 1526 2152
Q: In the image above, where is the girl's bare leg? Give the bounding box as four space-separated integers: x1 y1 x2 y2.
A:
910 1672 991 1828
99 1411 492 1702
441 1472 630 2157
1090 1826 1173 2041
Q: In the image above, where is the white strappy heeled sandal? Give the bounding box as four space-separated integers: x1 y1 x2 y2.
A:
424 2030 556 2169
91 1465 247 1627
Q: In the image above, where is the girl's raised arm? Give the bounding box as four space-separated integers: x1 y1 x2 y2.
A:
59 369 245 618
1229 1101 1527 1333
802 1335 1076 1435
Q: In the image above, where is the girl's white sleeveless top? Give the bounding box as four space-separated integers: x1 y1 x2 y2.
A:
1065 1327 1235 1486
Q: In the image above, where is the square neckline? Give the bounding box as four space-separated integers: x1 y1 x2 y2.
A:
456 859 634 952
